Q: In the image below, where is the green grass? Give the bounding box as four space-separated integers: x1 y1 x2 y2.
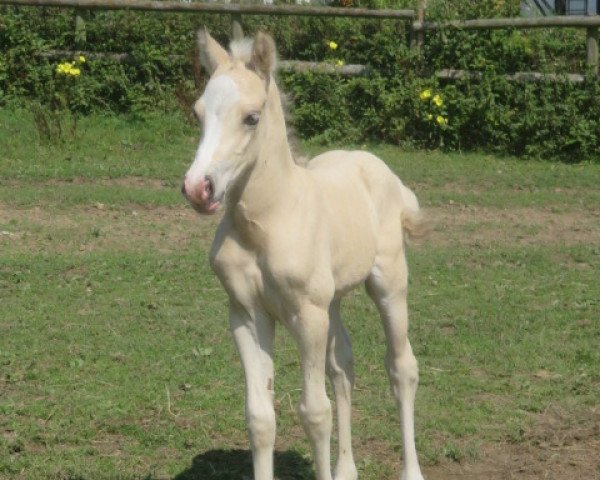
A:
1 109 599 479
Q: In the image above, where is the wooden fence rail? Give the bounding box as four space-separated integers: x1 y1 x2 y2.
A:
37 49 370 76
413 14 600 31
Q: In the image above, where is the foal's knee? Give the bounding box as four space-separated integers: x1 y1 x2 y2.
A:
299 396 332 436
246 403 276 449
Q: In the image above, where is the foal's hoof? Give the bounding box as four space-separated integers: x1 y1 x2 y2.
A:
401 469 426 480
333 462 358 480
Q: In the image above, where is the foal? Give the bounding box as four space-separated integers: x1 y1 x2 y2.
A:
182 30 427 480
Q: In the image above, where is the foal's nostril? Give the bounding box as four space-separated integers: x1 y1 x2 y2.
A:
204 176 215 199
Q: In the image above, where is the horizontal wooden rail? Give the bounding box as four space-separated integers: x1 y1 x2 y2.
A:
0 0 415 19
436 68 586 83
279 59 368 75
414 15 600 31
39 49 370 76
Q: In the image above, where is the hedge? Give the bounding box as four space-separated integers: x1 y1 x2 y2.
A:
1 0 599 160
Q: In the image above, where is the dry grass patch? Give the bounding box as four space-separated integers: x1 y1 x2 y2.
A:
428 205 600 248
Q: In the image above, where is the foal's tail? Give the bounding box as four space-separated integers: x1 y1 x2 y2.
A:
399 183 431 245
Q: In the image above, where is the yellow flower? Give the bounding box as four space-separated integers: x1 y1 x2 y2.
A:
419 89 432 101
56 61 81 77
336 59 345 67
78 55 86 64
432 94 443 107
56 62 72 75
426 113 433 121
436 115 448 126
328 41 338 51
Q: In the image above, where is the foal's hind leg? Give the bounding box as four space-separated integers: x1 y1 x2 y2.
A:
327 300 358 480
366 255 425 480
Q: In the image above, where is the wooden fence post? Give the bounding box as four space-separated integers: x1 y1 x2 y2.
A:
74 9 86 47
231 12 243 40
417 0 425 49
410 0 425 51
586 26 598 75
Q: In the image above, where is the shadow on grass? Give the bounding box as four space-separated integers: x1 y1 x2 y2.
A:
173 448 314 480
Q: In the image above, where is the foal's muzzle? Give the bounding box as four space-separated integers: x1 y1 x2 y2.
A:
182 175 220 215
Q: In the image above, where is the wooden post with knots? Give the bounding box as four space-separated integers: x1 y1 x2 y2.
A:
411 0 425 52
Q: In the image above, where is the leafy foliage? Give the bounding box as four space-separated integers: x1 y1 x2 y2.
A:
0 1 599 160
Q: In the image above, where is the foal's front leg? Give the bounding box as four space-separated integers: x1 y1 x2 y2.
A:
293 305 333 480
229 302 276 480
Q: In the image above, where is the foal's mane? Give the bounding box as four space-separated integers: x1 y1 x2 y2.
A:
229 37 307 166
229 38 254 65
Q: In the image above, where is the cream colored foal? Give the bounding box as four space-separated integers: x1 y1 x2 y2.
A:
182 29 427 480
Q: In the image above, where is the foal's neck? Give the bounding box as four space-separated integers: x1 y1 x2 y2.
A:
257 81 295 175
230 80 300 227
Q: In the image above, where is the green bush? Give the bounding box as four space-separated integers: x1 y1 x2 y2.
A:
0 1 599 160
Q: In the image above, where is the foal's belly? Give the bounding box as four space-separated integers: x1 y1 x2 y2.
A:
327 209 378 296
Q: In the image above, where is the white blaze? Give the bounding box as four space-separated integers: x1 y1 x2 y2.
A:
185 74 241 191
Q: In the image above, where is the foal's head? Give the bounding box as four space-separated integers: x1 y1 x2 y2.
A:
182 30 276 214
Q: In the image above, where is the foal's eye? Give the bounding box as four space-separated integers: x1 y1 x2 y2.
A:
243 112 260 127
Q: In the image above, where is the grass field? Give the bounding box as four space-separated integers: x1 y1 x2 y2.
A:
1 109 599 480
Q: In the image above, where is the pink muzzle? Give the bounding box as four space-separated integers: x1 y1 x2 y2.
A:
182 176 220 214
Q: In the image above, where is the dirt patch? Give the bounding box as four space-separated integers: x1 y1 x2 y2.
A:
336 405 600 480
3 176 174 189
426 205 600 248
89 433 129 458
3 202 599 257
421 406 600 480
0 203 220 255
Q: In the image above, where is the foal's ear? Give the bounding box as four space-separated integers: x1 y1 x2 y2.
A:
197 28 230 75
250 32 276 81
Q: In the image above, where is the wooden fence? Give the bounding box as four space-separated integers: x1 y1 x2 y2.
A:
414 14 600 75
1 0 599 76
1 0 415 76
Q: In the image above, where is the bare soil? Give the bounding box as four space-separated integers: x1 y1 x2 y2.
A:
2 200 599 257
422 406 600 480
426 204 600 248
0 204 219 255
